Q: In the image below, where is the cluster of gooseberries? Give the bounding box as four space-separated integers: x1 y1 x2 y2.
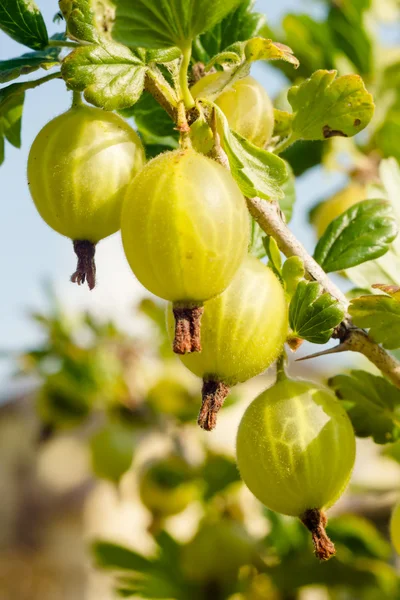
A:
27 69 356 560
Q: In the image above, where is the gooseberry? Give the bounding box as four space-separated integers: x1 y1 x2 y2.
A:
90 422 134 483
139 455 200 518
390 502 400 554
121 148 249 354
191 74 274 148
236 377 356 560
168 255 288 430
181 519 256 584
27 103 145 289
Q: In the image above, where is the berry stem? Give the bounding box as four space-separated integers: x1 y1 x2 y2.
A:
70 240 96 290
172 305 204 354
301 509 336 561
179 45 195 109
198 380 230 431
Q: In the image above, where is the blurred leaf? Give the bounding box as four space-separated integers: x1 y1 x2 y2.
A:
289 281 344 344
113 0 243 50
0 0 48 50
206 37 299 72
287 70 374 142
314 199 398 273
264 509 308 558
281 139 323 177
202 453 241 500
349 294 400 350
93 541 152 571
327 0 373 77
192 0 266 63
215 105 288 200
278 14 336 81
61 39 147 110
329 369 400 443
328 515 391 560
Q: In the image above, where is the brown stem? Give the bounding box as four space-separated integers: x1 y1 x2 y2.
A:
172 305 204 354
301 509 336 561
70 240 96 290
198 380 230 431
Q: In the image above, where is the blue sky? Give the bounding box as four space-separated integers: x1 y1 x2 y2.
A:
0 0 349 390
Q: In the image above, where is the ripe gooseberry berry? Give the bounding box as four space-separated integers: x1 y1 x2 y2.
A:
191 74 274 148
27 101 145 289
121 148 249 354
139 456 200 520
90 422 134 484
181 519 256 585
236 377 356 560
311 182 366 237
168 255 288 430
390 502 400 554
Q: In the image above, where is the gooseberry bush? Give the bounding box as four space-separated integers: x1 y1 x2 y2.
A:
1 0 400 597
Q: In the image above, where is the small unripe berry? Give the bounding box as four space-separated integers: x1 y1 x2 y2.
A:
191 74 274 148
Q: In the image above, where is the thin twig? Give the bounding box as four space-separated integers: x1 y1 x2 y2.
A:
246 196 400 389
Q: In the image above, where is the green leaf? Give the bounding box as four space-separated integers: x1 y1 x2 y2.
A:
214 105 288 200
263 236 282 280
0 42 61 84
206 37 299 73
60 0 100 44
248 218 267 259
329 370 400 443
122 91 179 154
0 90 24 165
282 256 305 299
192 0 266 63
314 199 398 273
0 0 48 50
287 70 374 142
289 281 344 344
113 0 243 50
61 39 147 110
349 294 400 350
279 161 296 222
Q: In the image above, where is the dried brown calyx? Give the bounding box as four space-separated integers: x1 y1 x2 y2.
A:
70 240 96 290
301 508 336 561
198 380 230 431
172 304 204 354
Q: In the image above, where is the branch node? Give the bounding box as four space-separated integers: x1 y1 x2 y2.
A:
70 240 96 290
301 509 336 561
198 380 230 431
